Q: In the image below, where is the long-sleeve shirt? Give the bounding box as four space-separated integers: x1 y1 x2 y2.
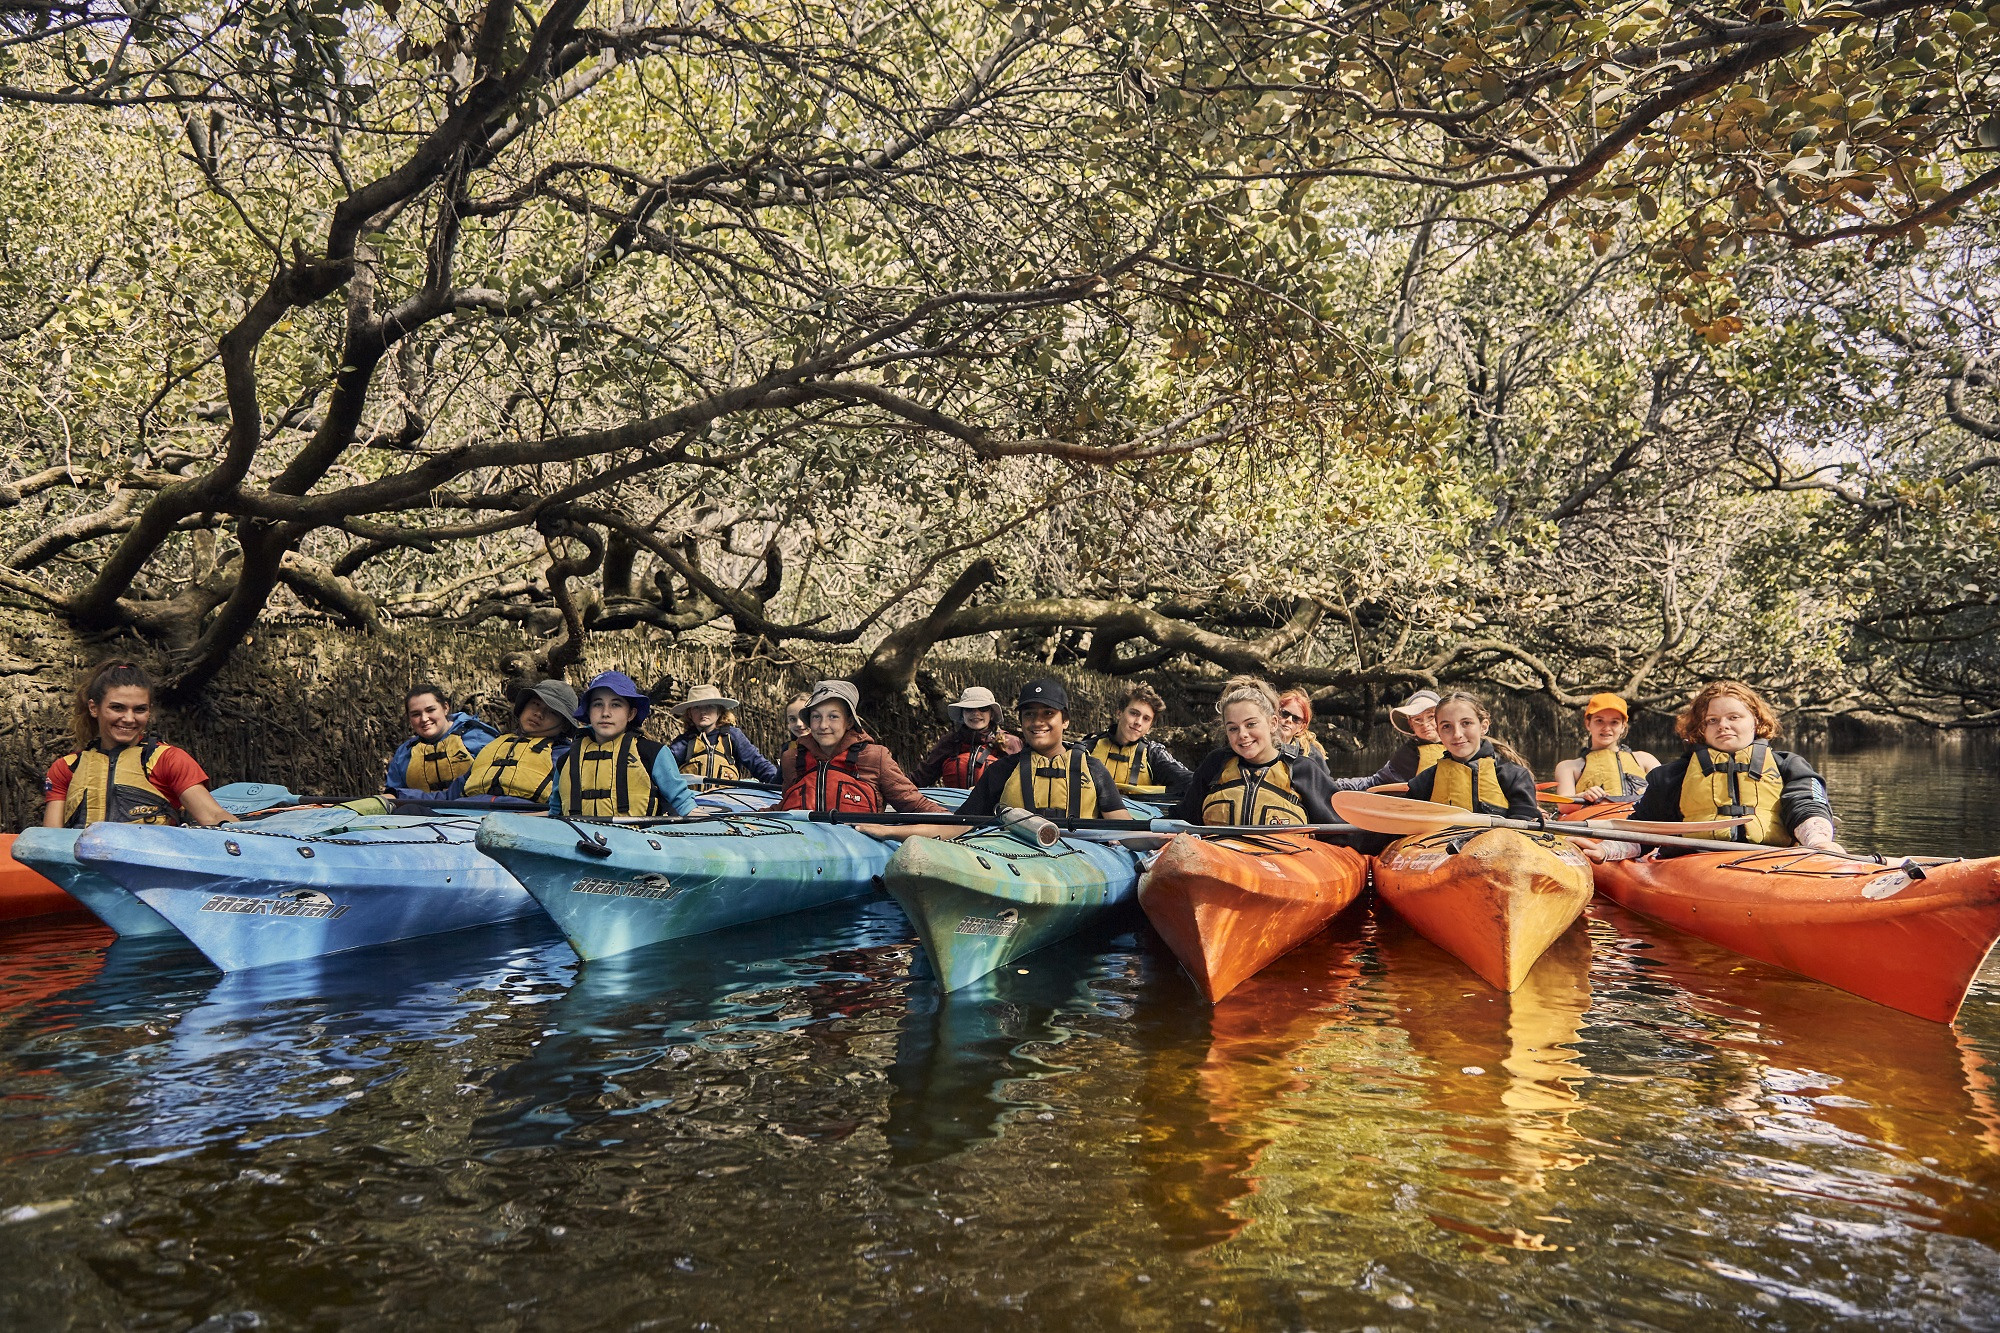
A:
777 729 948 814
669 724 780 785
1331 739 1430 792
384 712 499 797
546 734 698 817
913 727 1023 786
1631 748 1832 841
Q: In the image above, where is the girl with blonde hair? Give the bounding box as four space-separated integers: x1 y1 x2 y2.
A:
1170 677 1341 827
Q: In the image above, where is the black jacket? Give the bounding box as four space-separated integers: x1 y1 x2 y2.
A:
1170 745 1341 826
1632 747 1833 841
1406 744 1541 820
1076 729 1194 797
958 745 1128 819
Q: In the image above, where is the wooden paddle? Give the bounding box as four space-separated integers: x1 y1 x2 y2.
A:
1331 791 1752 853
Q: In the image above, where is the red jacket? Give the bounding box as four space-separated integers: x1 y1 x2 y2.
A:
777 727 947 814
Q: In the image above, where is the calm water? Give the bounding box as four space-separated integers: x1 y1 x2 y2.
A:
2 744 1997 1331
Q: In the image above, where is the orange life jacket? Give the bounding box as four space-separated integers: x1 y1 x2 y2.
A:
938 734 1002 788
780 741 884 814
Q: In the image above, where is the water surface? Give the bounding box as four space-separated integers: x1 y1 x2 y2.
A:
1 743 1996 1330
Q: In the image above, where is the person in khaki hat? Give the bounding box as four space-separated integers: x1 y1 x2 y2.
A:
776 680 947 814
913 684 1022 788
1331 687 1445 792
1553 692 1659 803
668 683 779 785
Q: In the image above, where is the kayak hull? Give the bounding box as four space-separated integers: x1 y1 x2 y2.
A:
1592 847 2000 1023
884 831 1143 992
1138 832 1367 1002
0 831 83 922
10 827 182 936
75 813 534 971
475 811 893 961
1373 828 1594 991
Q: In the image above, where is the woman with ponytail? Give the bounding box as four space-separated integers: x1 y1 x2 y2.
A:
1399 691 1540 820
41 660 231 828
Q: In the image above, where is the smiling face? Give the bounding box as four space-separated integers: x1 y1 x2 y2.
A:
686 704 722 732
587 692 636 740
1018 703 1067 755
1407 707 1439 743
959 706 994 733
1115 701 1156 746
90 685 152 747
785 702 809 738
1222 701 1279 765
406 692 450 741
807 700 852 749
1434 700 1488 759
517 697 567 739
1585 709 1628 750
1700 694 1760 752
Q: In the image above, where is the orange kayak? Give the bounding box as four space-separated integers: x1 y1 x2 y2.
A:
0 832 78 922
1372 828 1593 991
1592 847 2000 1023
1138 832 1367 1002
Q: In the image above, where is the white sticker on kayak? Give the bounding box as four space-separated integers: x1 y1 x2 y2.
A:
1393 851 1451 872
956 915 1020 937
1861 871 1911 900
572 873 679 902
200 891 349 920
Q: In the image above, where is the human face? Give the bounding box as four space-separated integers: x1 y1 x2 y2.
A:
1222 701 1279 765
1276 700 1306 743
785 703 809 738
587 692 636 740
1435 701 1487 759
1018 703 1067 755
1408 708 1439 742
406 693 449 740
1700 694 1760 752
687 704 722 732
1584 709 1627 750
517 698 567 739
1115 702 1155 746
960 706 994 733
90 685 152 747
807 701 851 749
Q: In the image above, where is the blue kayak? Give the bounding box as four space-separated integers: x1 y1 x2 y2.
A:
6 783 312 939
73 810 536 971
475 811 896 961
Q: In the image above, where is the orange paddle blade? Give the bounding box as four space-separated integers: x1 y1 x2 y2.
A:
1331 791 1499 835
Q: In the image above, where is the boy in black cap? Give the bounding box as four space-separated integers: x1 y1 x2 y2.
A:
954 678 1131 821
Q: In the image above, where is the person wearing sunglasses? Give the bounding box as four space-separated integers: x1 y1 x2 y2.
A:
1275 689 1328 762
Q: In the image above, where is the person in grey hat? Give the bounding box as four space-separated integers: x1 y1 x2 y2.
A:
1330 687 1446 792
914 684 1022 788
776 681 948 814
448 678 578 803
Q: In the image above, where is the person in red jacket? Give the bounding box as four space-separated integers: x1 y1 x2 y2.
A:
42 660 232 828
777 681 947 814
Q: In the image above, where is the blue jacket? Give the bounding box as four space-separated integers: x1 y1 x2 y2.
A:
669 724 780 786
547 733 697 817
384 712 499 797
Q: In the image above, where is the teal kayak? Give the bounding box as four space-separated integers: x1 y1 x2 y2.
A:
7 783 310 939
474 811 897 960
882 829 1146 992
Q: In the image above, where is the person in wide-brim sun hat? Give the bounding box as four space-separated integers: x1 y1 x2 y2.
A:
1330 687 1445 793
667 683 778 785
915 684 1022 789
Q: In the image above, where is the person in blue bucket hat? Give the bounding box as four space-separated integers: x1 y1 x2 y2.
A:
548 670 697 818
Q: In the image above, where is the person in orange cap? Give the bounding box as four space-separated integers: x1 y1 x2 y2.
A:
1552 692 1658 803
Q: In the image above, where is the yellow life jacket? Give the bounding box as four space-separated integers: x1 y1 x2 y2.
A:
998 747 1099 819
62 741 182 828
1200 755 1309 827
1679 743 1786 845
406 732 476 793
681 729 740 782
1415 741 1445 775
462 733 561 802
1088 734 1155 793
1578 745 1649 797
560 734 660 818
1431 748 1503 814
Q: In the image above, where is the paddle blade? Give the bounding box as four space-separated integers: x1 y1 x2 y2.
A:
1331 791 1499 836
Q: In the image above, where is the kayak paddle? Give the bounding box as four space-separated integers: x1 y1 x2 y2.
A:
1330 792 1754 853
